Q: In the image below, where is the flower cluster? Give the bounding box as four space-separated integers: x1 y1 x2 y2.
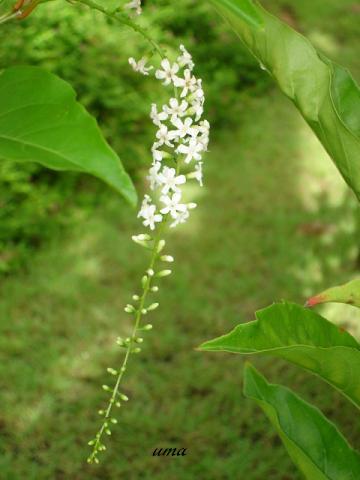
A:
88 45 209 464
131 45 209 230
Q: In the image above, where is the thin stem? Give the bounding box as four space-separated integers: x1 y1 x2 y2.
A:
0 11 20 25
68 0 165 59
88 220 168 463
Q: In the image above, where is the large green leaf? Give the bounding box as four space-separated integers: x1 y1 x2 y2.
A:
200 302 360 408
244 364 360 480
208 0 360 201
0 66 136 205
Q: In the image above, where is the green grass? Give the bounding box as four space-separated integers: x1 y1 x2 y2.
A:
1 1 360 478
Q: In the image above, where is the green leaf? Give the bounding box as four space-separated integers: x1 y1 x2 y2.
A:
0 66 136 205
199 302 360 408
307 278 360 309
208 0 360 201
244 364 360 480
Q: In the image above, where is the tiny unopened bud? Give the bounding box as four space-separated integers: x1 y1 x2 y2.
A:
111 418 118 424
161 255 174 263
144 324 153 330
102 385 111 392
88 440 95 446
141 275 148 288
98 409 104 415
157 239 166 253
116 337 125 346
156 269 172 278
133 347 141 353
188 202 197 210
94 457 99 464
132 234 152 248
115 401 121 407
147 302 159 311
120 366 126 373
135 337 144 343
141 308 148 315
124 304 135 313
151 286 159 292
132 294 140 301
107 367 117 376
120 393 129 401
147 268 155 277
105 429 111 436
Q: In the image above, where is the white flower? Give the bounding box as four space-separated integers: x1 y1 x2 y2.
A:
193 120 210 150
174 69 197 97
155 59 179 86
125 0 142 16
128 57 152 75
152 147 164 163
163 98 188 121
150 103 168 127
147 162 162 190
170 209 190 228
170 116 194 140
177 44 194 70
138 197 162 230
177 138 204 163
160 192 187 218
156 124 175 147
158 167 186 194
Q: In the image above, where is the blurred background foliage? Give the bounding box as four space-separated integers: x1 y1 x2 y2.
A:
0 0 359 479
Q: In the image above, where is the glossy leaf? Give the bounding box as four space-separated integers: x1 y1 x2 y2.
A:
0 66 136 205
307 278 360 308
200 302 360 408
244 364 360 480
209 0 360 200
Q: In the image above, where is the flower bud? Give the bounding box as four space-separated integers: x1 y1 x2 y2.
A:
135 337 144 343
132 294 140 301
156 239 166 253
105 429 111 436
147 302 159 311
161 255 174 263
102 385 111 392
107 367 117 376
141 308 148 315
147 268 155 277
111 418 118 424
120 393 129 401
141 275 148 288
144 323 153 330
151 286 159 292
132 234 152 248
124 304 135 313
132 347 141 353
156 269 172 278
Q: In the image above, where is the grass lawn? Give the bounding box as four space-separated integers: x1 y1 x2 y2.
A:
0 1 359 479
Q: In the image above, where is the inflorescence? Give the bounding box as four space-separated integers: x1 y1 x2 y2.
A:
87 36 209 465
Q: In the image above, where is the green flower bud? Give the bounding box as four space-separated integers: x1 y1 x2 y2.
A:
156 269 172 278
147 302 159 311
120 393 129 401
156 239 166 253
107 367 117 376
161 255 174 263
144 324 153 330
132 294 140 301
151 286 159 292
124 304 135 313
141 275 148 288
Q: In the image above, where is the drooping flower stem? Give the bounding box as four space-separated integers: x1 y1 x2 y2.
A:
87 220 169 463
68 0 165 59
